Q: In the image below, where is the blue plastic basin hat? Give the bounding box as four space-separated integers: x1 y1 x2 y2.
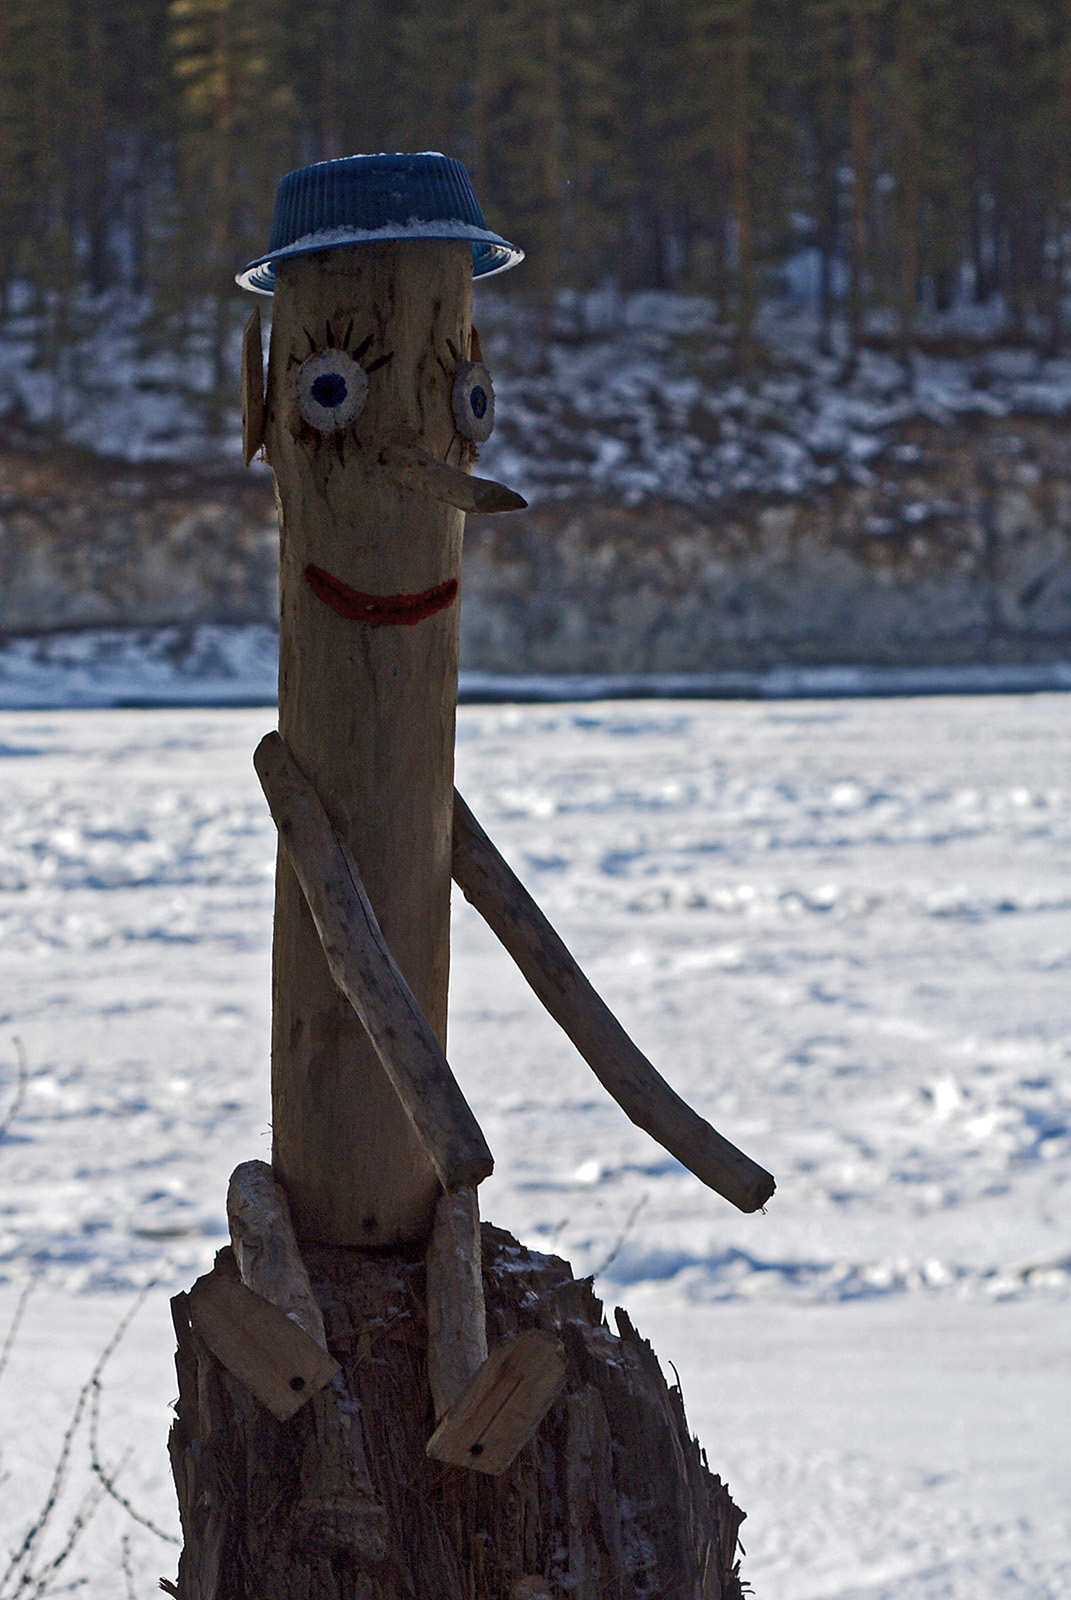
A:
237 153 523 293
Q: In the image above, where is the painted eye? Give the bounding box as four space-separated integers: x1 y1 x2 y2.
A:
451 360 495 443
297 348 368 432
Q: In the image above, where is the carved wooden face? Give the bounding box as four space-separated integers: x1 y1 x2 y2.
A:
259 242 478 631
265 243 487 482
249 243 520 642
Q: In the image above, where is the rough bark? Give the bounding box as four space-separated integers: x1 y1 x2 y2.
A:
168 1226 746 1600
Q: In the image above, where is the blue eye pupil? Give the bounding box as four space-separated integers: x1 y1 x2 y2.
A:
311 372 348 408
470 385 488 420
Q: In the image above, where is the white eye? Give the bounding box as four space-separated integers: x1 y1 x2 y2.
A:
452 360 495 443
297 348 368 432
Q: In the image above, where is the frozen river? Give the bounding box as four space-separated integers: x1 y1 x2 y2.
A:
0 695 1068 1598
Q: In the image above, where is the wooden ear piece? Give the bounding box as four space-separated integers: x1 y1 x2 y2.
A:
241 307 266 466
452 361 495 442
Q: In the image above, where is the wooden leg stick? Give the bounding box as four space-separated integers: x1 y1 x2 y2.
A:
426 1329 567 1476
227 1165 387 1548
451 790 775 1214
227 1160 328 1350
425 1187 565 1476
254 732 493 1194
425 1184 487 1424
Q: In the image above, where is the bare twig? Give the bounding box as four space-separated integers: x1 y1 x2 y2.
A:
120 1535 135 1600
0 1038 30 1145
18 1482 105 1600
0 1286 153 1597
591 1192 649 1279
88 1377 179 1546
0 1386 88 1595
0 1276 37 1391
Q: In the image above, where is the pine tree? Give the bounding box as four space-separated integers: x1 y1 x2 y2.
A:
1048 0 1071 349
0 0 84 430
4 0 1071 430
793 0 847 355
168 0 297 428
887 0 924 373
288 0 400 163
846 0 875 366
90 0 173 295
0 0 33 309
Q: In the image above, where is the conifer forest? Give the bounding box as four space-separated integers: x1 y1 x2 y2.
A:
2 0 1071 424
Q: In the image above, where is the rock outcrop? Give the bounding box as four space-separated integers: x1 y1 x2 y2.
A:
4 416 1071 669
0 446 278 634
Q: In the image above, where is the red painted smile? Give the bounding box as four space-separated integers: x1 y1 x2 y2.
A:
304 563 458 626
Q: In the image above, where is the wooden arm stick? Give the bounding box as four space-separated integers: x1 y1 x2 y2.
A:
425 1184 487 1423
227 1160 328 1350
451 792 775 1214
255 732 494 1192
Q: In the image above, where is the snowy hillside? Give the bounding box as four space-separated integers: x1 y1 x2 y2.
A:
0 695 1068 1598
6 288 1071 510
478 291 1071 510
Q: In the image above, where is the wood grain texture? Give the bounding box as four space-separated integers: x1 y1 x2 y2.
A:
166 1228 748 1600
241 307 265 467
426 1328 567 1476
255 731 493 1193
451 790 776 1214
186 1269 340 1421
264 241 474 1247
425 1184 488 1422
226 1159 327 1350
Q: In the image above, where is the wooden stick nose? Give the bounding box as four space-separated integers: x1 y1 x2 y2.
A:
380 441 527 514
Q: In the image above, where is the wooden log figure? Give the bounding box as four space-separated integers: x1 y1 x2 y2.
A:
167 154 774 1600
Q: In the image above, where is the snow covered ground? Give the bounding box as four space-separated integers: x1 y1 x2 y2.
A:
4 622 1071 712
0 696 1068 1597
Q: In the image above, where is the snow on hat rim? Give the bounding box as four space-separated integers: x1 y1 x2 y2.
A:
237 153 523 294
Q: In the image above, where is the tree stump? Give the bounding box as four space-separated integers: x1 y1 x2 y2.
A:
168 1226 746 1600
